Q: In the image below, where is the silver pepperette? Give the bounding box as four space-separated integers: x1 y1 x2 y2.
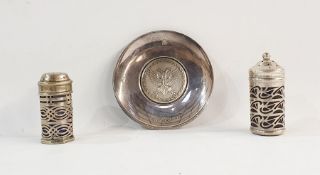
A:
38 72 74 144
249 53 285 136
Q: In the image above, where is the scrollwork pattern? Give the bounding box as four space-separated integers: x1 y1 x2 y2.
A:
40 94 73 141
250 86 285 131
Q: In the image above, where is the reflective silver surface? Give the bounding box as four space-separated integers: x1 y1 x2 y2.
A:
113 30 214 129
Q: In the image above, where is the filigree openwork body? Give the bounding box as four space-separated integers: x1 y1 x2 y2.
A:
39 73 74 144
250 86 285 134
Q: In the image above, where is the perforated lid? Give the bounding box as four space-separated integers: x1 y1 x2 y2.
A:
249 52 284 79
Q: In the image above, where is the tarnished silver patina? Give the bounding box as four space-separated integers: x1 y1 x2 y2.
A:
39 72 74 144
113 30 214 129
249 53 285 136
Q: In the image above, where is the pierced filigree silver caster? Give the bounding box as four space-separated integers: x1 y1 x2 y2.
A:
38 72 74 144
249 53 285 136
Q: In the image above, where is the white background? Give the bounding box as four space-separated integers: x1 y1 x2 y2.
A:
1 0 320 174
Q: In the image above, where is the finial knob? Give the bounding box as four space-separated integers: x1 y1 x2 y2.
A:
262 52 271 61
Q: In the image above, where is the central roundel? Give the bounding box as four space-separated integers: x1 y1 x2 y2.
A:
140 57 188 104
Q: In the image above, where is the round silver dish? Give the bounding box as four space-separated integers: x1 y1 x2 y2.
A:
113 30 214 129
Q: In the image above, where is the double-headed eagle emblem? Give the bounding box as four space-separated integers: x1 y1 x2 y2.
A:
147 67 180 96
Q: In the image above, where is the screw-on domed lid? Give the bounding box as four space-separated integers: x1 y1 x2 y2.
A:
38 72 72 94
39 72 71 83
249 52 284 79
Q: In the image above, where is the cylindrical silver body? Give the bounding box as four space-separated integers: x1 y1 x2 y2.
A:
249 53 285 136
38 72 74 144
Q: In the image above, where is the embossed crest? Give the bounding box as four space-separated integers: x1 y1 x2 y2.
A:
140 57 187 104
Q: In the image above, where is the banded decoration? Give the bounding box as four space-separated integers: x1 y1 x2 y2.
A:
40 93 74 143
